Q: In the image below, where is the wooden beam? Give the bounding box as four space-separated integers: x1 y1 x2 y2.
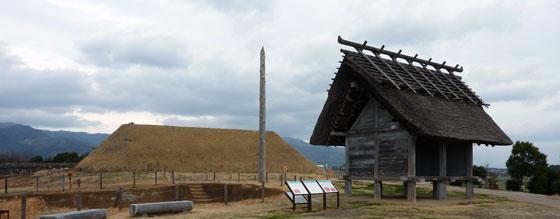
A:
330 131 348 137
338 36 463 72
421 64 460 100
354 42 401 90
435 142 447 200
436 68 479 104
406 60 449 100
407 134 417 202
371 51 417 93
391 56 433 96
466 143 474 200
344 137 352 197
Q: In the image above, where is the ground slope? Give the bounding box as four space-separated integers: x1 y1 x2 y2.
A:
77 124 321 174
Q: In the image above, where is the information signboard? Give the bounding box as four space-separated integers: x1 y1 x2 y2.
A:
286 181 309 195
302 180 324 194
317 180 338 193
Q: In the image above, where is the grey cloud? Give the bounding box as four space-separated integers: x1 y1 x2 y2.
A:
0 46 93 110
0 108 100 129
80 34 188 69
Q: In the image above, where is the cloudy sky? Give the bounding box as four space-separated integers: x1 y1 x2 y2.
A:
0 0 559 167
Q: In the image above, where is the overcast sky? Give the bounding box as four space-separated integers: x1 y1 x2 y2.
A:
0 0 559 167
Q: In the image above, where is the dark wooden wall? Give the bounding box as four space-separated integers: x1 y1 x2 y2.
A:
415 137 471 177
347 98 410 179
446 142 470 176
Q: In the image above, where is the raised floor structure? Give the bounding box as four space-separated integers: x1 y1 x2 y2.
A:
310 36 512 202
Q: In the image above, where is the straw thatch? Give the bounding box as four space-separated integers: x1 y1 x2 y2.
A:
77 124 321 174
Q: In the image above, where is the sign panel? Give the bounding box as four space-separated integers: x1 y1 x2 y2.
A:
286 181 309 195
285 192 308 204
317 180 338 193
302 180 324 194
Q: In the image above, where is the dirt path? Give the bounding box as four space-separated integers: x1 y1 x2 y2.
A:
473 188 560 209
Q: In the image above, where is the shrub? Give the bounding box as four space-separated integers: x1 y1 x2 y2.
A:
506 178 522 191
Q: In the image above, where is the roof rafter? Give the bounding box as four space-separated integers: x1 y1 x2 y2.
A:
354 43 401 90
405 59 445 99
436 68 479 105
390 54 433 96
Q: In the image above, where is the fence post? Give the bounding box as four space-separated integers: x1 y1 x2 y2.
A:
4 177 7 194
61 175 65 192
213 171 216 182
155 171 158 185
280 174 283 186
237 172 240 182
99 172 103 190
266 172 268 183
172 171 175 185
21 192 26 219
75 192 82 211
224 183 228 205
164 167 166 177
175 184 180 201
133 171 136 188
35 176 39 192
114 187 123 209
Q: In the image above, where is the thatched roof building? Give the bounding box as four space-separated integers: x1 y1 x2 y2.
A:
311 38 511 146
309 36 511 202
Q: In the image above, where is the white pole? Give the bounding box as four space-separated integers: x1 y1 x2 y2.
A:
259 47 266 201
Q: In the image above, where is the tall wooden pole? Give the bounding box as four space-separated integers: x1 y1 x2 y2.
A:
259 46 266 202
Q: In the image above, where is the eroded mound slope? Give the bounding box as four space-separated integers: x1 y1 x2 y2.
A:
77 124 321 174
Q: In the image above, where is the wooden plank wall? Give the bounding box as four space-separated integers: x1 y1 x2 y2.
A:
347 98 410 178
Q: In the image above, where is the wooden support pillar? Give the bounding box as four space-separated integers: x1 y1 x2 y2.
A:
407 135 417 202
99 172 103 190
436 142 447 200
466 143 474 200
402 181 408 197
374 181 382 200
344 137 352 197
35 176 39 192
21 192 26 219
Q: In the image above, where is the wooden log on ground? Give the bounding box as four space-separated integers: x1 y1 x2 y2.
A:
129 201 193 217
38 209 108 219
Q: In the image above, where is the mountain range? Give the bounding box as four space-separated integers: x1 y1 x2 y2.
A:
0 122 108 157
283 137 345 168
0 122 344 167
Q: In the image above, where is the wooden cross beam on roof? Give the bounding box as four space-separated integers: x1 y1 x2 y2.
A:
354 41 401 90
405 58 448 99
437 68 479 105
338 36 463 73
420 62 461 100
390 51 434 97
368 44 418 93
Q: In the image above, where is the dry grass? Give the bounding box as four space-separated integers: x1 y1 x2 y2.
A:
2 180 559 218
77 124 322 174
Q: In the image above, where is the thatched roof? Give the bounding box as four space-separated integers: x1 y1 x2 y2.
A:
78 124 321 174
310 38 512 146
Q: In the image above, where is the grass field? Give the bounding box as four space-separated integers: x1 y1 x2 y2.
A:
2 178 559 218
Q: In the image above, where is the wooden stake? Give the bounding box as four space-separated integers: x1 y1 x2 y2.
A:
35 176 39 192
155 171 158 185
224 183 228 205
259 46 267 203
133 171 136 188
21 192 26 219
99 172 103 190
4 177 7 194
172 171 175 185
61 175 65 192
75 192 82 211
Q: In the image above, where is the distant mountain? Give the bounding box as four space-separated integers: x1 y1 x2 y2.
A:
283 137 345 168
0 122 109 157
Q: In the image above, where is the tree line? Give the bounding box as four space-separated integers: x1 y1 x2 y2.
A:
505 141 560 195
30 152 88 163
